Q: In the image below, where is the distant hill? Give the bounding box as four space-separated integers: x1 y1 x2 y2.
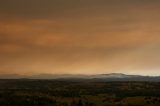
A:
0 73 160 81
0 74 27 79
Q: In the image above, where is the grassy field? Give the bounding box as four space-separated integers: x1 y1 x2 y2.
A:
0 79 160 106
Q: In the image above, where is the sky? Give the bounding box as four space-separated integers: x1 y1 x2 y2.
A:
0 0 160 76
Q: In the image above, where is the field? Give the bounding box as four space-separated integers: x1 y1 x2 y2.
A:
0 79 160 106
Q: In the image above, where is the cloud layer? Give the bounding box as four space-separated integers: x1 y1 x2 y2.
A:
0 0 160 75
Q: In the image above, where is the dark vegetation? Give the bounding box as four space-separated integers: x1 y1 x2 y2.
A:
0 79 160 106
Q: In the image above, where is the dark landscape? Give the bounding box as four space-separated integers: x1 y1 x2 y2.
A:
0 74 160 106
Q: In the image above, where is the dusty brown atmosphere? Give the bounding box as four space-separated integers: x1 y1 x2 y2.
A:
0 0 160 76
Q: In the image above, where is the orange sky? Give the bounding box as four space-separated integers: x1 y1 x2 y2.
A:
0 0 160 75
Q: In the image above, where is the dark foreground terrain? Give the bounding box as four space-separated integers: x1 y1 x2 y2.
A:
0 79 160 106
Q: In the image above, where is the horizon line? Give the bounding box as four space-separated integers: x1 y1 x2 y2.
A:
0 73 160 77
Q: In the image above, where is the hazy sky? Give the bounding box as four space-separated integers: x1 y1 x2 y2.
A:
0 0 160 75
